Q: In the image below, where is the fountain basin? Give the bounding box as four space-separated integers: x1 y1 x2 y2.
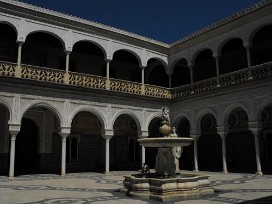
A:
138 137 193 147
121 173 214 202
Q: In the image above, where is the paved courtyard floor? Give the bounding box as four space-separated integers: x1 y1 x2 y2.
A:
0 170 272 204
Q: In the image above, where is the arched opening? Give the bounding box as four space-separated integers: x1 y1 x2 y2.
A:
15 117 39 175
0 104 10 175
23 32 65 69
146 59 168 87
146 117 162 168
71 41 105 75
219 38 247 74
69 111 104 172
16 107 61 175
260 104 272 174
172 59 191 87
193 49 216 82
0 23 17 63
227 108 255 173
111 50 141 82
251 25 272 66
112 114 140 170
198 113 222 171
177 117 193 170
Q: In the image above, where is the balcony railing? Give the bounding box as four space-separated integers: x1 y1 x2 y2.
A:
0 61 271 99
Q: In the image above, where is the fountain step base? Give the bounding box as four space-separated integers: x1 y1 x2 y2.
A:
121 173 214 202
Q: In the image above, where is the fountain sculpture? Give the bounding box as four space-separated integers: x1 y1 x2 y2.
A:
121 107 214 202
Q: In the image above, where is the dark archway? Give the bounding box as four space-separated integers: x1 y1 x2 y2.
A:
0 104 10 175
69 111 104 172
146 59 168 87
251 25 272 66
71 41 105 75
227 108 255 173
15 117 39 175
198 113 222 171
260 104 272 174
219 38 247 74
111 50 141 82
172 59 191 87
113 114 140 170
193 49 216 82
0 23 17 63
23 32 65 69
146 117 162 168
177 117 194 170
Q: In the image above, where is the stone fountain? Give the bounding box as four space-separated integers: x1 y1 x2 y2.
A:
121 107 214 202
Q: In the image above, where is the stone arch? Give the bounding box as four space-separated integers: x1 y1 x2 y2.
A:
257 98 272 122
169 57 188 74
173 112 191 128
25 30 66 50
72 39 107 58
222 102 250 125
69 105 106 129
248 23 272 44
0 98 12 122
112 49 142 67
217 37 244 55
192 48 213 63
195 108 217 130
145 112 161 131
0 21 18 37
146 57 168 73
20 100 63 127
111 109 141 130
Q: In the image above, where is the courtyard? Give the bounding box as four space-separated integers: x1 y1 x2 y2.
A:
0 171 272 204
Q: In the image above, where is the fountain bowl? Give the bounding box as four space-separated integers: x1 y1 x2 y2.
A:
138 137 193 148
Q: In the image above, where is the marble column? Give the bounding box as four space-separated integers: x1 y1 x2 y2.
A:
65 51 70 72
105 59 111 90
214 54 221 87
219 132 228 173
103 135 113 173
244 44 253 80
59 130 70 177
8 124 21 179
252 131 263 175
140 66 145 94
16 41 23 78
8 133 17 179
189 63 194 93
191 135 200 171
248 122 263 175
138 130 149 165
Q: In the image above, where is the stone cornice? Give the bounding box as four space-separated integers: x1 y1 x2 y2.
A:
0 0 169 47
0 0 270 49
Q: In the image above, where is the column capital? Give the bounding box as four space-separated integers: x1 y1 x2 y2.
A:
139 65 146 70
248 121 262 136
213 53 221 59
101 129 114 140
65 50 72 55
188 62 194 68
105 58 111 63
243 42 252 49
16 40 24 46
217 126 229 133
59 126 71 138
138 130 149 138
8 123 21 136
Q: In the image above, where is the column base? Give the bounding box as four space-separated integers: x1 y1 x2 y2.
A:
104 172 111 175
8 176 15 180
61 174 66 177
216 84 221 88
222 170 228 173
255 171 263 176
247 77 253 80
193 169 199 172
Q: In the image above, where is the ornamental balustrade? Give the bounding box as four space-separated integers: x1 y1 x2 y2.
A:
110 78 141 94
0 61 271 99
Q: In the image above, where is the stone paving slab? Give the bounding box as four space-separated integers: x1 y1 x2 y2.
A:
0 170 272 204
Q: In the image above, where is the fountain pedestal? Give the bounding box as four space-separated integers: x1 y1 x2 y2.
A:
121 107 214 202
